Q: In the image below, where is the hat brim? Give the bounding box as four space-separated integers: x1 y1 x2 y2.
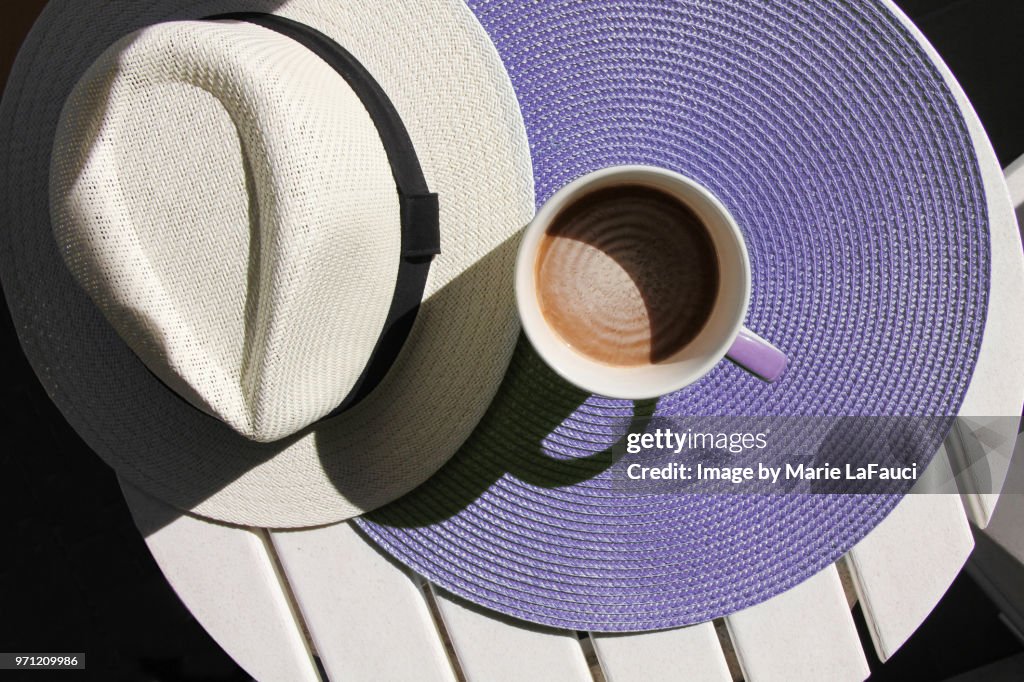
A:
0 0 534 527
357 0 992 631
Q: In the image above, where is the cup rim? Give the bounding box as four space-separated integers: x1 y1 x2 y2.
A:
516 165 752 399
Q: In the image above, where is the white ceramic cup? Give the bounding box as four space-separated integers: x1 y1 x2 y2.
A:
516 165 786 399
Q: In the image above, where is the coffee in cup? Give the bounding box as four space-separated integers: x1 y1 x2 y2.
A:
516 165 786 399
535 183 720 367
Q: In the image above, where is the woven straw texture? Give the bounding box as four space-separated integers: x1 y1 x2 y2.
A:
0 0 535 527
358 0 991 631
52 21 401 443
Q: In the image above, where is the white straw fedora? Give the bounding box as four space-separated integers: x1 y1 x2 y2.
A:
0 1 534 527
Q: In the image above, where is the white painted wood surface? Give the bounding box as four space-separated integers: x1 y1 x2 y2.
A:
430 586 592 682
120 480 319 682
592 623 732 682
270 523 457 682
983 430 1024 566
725 566 870 682
1004 154 1024 212
845 494 975 662
948 416 1019 528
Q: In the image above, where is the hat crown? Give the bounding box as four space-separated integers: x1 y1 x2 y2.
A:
50 21 402 442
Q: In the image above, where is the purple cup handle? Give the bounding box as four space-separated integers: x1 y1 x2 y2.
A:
726 327 787 382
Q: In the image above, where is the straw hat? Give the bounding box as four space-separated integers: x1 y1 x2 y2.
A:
0 1 534 527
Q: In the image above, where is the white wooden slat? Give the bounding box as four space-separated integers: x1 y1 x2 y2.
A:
910 443 959 494
1004 153 1024 213
591 623 731 682
725 565 869 682
119 480 319 682
844 494 974 662
270 523 457 682
982 432 1024 566
431 586 592 682
947 416 1019 527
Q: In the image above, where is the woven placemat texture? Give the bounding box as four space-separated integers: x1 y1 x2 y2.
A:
357 0 990 631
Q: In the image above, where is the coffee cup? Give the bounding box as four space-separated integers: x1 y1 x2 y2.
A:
516 165 786 399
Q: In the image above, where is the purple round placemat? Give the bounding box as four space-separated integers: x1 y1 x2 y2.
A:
357 0 990 631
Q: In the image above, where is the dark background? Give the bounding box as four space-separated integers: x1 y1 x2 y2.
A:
2 1 1023 680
